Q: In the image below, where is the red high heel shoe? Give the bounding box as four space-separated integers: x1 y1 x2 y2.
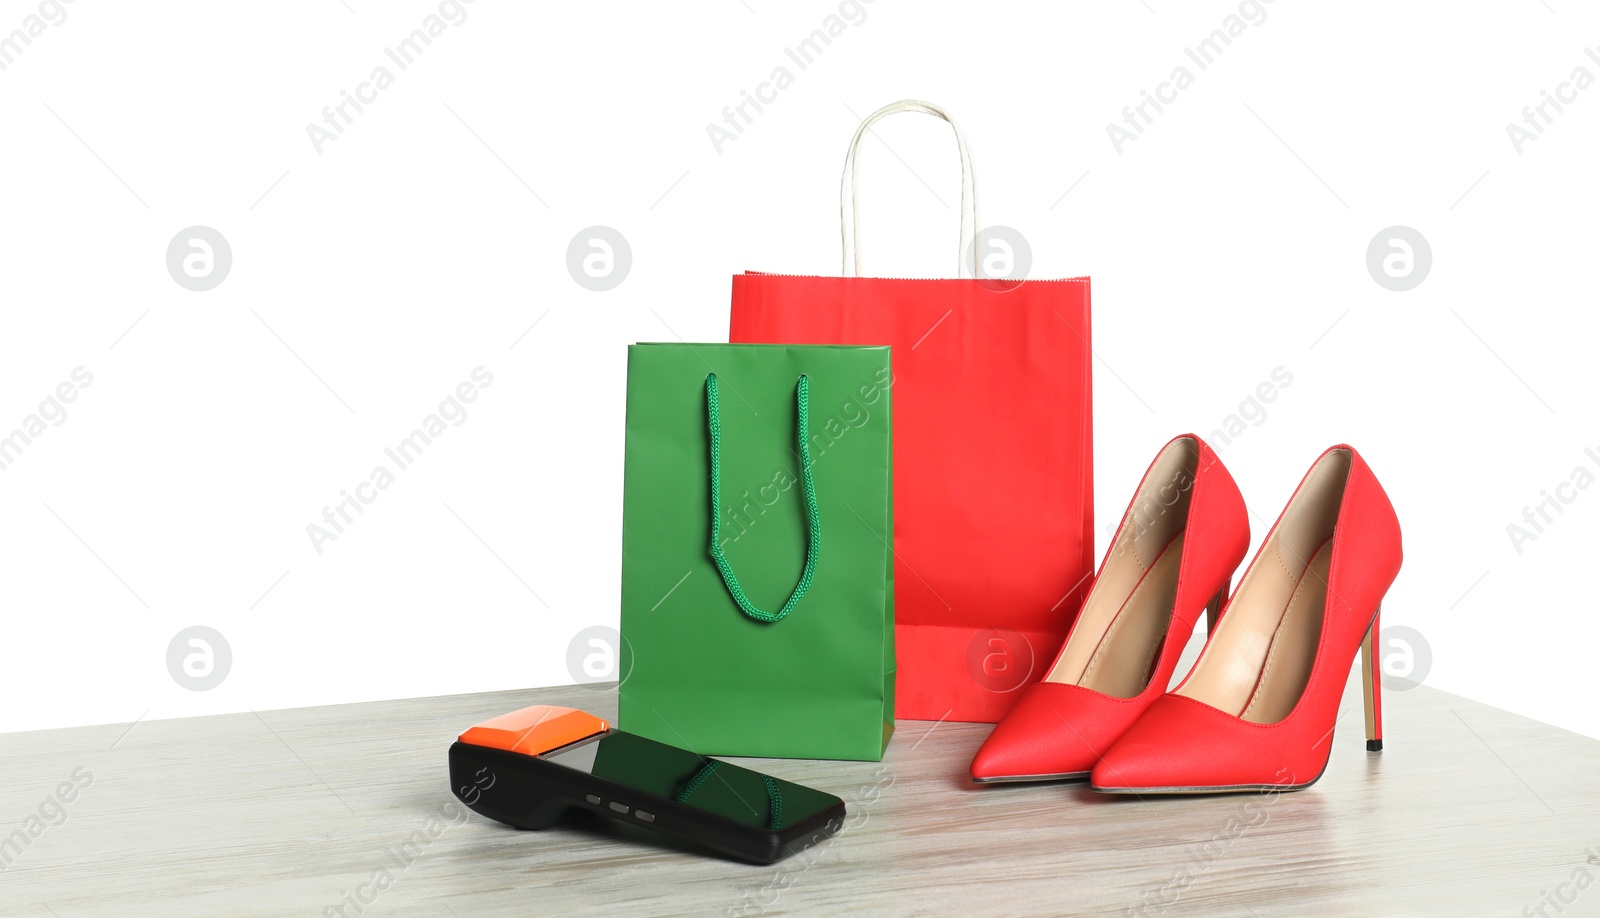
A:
1090 445 1402 794
969 435 1248 783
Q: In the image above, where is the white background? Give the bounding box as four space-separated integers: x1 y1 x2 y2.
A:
1 0 1595 740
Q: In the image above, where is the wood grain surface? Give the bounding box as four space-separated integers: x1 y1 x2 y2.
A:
1 672 1596 917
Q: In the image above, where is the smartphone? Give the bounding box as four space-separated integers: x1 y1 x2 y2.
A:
449 705 845 864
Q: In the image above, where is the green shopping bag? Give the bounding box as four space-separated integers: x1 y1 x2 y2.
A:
618 343 894 761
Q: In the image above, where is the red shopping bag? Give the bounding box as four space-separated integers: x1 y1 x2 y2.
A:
730 100 1093 723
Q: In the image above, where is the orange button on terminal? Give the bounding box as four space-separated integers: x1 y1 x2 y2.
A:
458 705 609 757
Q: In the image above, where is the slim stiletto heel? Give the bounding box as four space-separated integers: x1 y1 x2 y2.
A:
1362 607 1383 753
1204 578 1230 637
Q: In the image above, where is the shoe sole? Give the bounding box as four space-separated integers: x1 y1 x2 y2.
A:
971 771 1090 785
1089 755 1330 795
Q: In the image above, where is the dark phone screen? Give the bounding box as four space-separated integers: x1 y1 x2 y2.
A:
543 731 839 831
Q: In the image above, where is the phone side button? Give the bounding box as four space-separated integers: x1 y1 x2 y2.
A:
635 811 655 823
585 794 602 805
608 802 629 814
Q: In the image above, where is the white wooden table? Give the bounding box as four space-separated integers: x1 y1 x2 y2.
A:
2 672 1595 917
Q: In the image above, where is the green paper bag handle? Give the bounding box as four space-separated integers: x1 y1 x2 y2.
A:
705 372 820 624
674 759 784 831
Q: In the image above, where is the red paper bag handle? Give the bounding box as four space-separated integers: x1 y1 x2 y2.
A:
840 100 978 279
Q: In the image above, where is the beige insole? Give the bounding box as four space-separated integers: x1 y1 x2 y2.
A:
1046 534 1185 699
1240 539 1332 723
1172 535 1333 724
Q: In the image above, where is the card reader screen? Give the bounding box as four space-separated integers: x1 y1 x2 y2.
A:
543 731 838 831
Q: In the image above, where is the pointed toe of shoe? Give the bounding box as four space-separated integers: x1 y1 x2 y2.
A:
1090 696 1223 792
970 731 1092 783
970 684 1142 783
969 744 1069 783
1087 735 1166 793
1090 695 1321 793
